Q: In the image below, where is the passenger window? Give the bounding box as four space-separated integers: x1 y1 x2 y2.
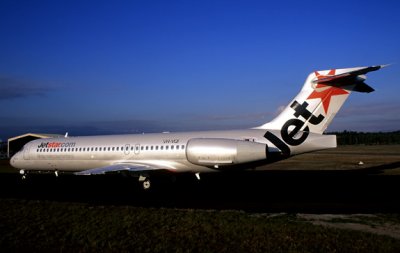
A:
181 145 185 149
156 146 159 150
151 146 153 150
166 146 169 150
145 146 148 150
141 146 144 150
171 145 174 150
161 146 164 150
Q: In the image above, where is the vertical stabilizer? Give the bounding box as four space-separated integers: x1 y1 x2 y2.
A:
256 65 384 134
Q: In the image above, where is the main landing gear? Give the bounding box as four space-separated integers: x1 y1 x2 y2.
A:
137 173 201 190
138 175 151 190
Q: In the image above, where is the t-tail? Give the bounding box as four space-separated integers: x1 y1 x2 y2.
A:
255 65 386 156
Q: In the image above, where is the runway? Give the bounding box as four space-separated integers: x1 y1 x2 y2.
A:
1 167 400 213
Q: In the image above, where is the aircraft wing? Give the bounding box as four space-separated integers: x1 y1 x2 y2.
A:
74 162 166 175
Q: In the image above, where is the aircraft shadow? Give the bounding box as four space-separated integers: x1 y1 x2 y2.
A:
1 163 400 213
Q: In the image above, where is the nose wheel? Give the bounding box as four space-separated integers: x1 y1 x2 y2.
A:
19 170 27 180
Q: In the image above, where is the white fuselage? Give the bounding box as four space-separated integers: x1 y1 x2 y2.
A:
10 128 336 174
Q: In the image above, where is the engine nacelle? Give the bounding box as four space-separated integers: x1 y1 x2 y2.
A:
186 138 267 167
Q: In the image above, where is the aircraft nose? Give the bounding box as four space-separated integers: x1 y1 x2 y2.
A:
10 153 20 168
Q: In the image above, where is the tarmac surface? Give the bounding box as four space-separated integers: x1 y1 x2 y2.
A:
1 165 400 213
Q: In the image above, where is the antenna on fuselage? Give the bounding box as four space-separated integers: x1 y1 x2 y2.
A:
65 132 69 138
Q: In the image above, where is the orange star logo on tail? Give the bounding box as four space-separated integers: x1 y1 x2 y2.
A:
307 69 349 114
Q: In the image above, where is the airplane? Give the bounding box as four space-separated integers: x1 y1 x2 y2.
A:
10 65 386 189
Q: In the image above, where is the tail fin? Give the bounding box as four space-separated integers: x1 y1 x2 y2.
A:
256 65 386 134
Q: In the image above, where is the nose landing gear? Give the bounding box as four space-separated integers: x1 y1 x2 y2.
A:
19 170 26 180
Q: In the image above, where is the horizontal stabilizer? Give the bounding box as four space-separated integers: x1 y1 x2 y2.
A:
312 65 387 93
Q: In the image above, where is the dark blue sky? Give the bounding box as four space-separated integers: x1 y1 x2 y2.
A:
1 0 399 140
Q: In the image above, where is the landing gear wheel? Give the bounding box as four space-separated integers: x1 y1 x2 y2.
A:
20 170 26 180
142 179 151 190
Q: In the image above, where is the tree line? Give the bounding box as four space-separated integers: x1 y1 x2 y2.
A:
328 130 400 145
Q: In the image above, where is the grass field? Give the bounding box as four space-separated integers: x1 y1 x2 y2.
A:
261 145 400 174
0 199 399 253
1 145 400 252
